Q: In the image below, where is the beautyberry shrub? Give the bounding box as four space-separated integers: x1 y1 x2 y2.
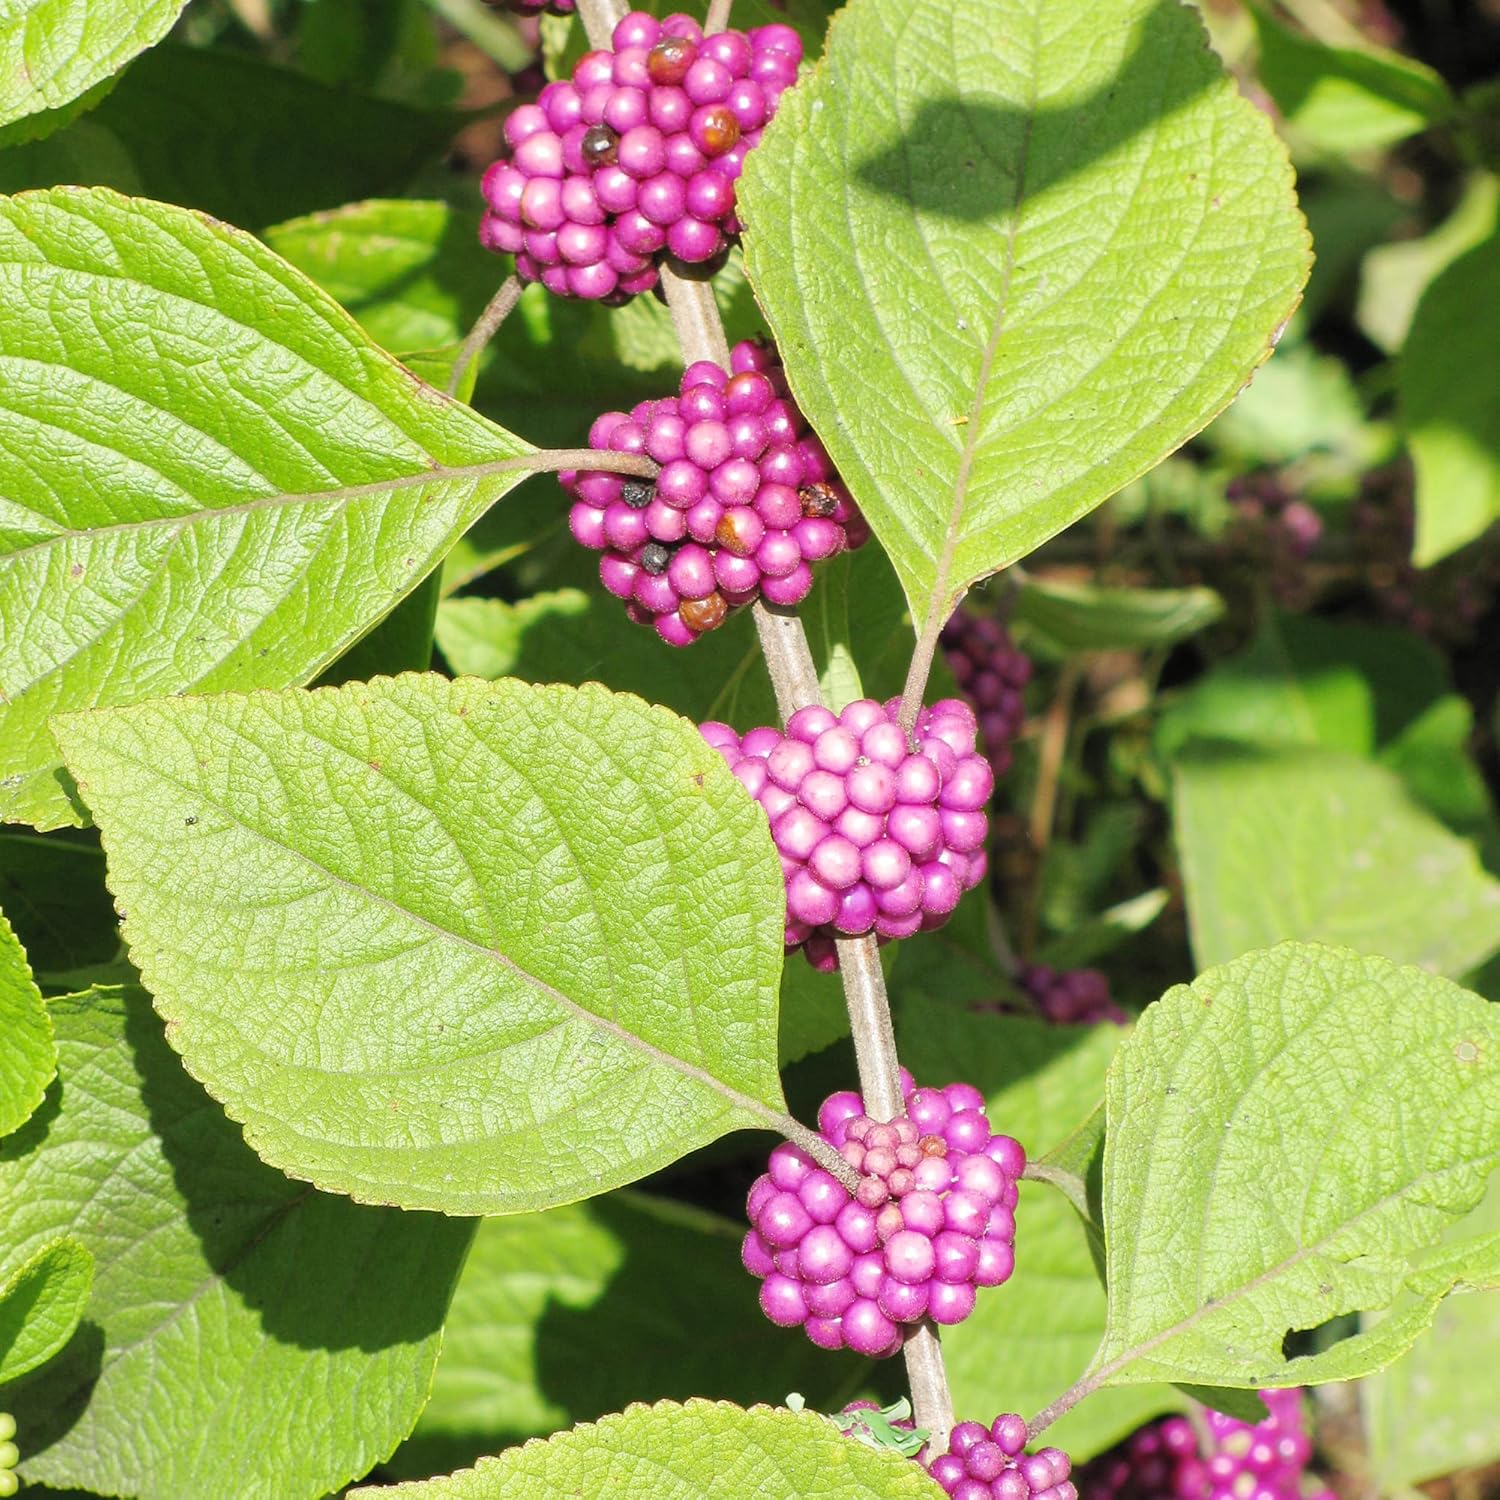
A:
562 337 867 643
743 1079 1023 1354
702 697 991 966
940 605 1031 782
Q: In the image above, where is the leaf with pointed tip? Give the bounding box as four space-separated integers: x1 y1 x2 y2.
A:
0 0 186 129
0 187 534 831
738 0 1310 637
0 909 53 1136
354 1400 944 1498
1091 944 1500 1391
0 1236 92 1385
52 676 789 1214
2 987 472 1500
1171 744 1500 976
386 1191 866 1480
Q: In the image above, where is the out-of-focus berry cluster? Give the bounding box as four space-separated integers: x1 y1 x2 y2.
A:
940 605 1031 782
743 1078 1023 1355
1018 963 1126 1026
702 698 990 968
1223 472 1324 610
1077 1391 1333 1500
562 338 866 644
481 12 800 299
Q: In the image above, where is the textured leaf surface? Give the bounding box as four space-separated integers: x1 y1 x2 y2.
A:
388 1191 867 1479
1 987 472 1500
0 186 533 831
1013 579 1224 655
1362 1187 1500 1486
0 1235 91 1384
1251 7 1454 153
738 0 1309 631
1094 944 1500 1389
1172 745 1500 976
1401 232 1500 564
0 0 184 128
897 1001 1173 1460
0 909 53 1136
357 1400 943 1498
52 676 789 1214
0 47 465 228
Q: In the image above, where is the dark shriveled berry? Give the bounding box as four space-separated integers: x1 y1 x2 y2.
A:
800 481 841 518
680 591 728 632
647 35 697 84
581 124 619 166
621 478 655 509
640 541 673 575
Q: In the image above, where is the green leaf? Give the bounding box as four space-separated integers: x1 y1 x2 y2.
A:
356 1399 943 1498
0 47 466 229
1401 231 1500 564
896 1003 1174 1460
1013 578 1224 656
0 909 52 1137
319 571 442 685
52 676 789 1214
0 0 185 129
1 986 472 1500
387 1191 867 1479
0 831 119 987
1092 943 1500 1390
1379 695 1500 856
738 0 1309 635
0 186 534 831
1250 7 1454 154
0 75 117 149
1172 744 1500 976
0 1236 91 1385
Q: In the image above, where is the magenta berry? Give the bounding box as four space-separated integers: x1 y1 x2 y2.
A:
1018 964 1127 1026
1076 1390 1332 1500
743 1080 1023 1352
703 697 989 960
940 605 1031 783
562 338 867 642
480 12 802 300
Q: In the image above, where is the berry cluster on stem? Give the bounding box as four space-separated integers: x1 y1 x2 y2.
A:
940 605 1031 782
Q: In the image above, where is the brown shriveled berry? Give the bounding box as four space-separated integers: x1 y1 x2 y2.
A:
647 35 697 84
640 542 672 575
800 482 840 519
697 104 741 156
715 509 760 555
581 124 619 166
918 1134 948 1157
679 592 728 632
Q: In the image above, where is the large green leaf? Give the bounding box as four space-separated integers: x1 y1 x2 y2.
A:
0 1235 92 1385
0 186 534 831
52 676 789 1214
896 1001 1173 1460
0 47 466 229
738 0 1309 634
356 1400 943 1498
1401 231 1500 564
388 1190 867 1479
1172 745 1500 977
0 0 185 129
1013 578 1224 656
0 909 52 1137
1090 944 1500 1391
1250 7 1454 154
1 986 472 1500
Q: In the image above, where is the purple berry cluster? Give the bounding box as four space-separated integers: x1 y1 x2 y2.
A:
701 697 991 968
1224 472 1323 609
1018 964 1126 1026
1077 1391 1332 1500
930 1417 1075 1500
940 606 1031 781
562 339 867 645
743 1077 1024 1356
480 12 801 300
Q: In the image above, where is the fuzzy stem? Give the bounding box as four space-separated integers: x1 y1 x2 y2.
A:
527 447 659 478
775 1113 861 1189
573 0 954 1450
703 0 736 36
447 275 525 398
897 600 949 739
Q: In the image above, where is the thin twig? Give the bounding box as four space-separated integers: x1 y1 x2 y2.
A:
703 0 736 36
526 447 659 478
448 275 525 398
777 1113 861 1190
897 599 950 739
